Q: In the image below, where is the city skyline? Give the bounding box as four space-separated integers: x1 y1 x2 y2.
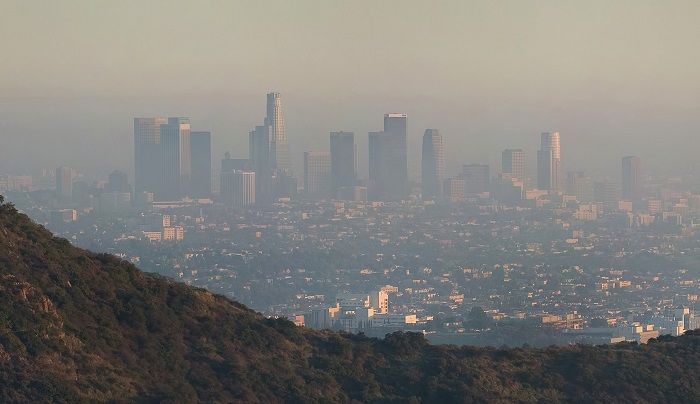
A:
6 2 700 398
3 2 700 180
5 82 689 195
80 95 683 205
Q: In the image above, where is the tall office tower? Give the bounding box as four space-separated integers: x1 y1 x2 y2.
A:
265 92 291 171
107 170 131 193
368 131 390 200
421 129 445 200
383 113 408 200
190 131 212 199
502 149 525 181
249 125 272 203
304 151 332 199
460 164 490 195
271 169 298 199
621 156 642 206
537 132 563 191
221 170 255 207
72 180 93 209
330 131 356 195
220 171 235 207
594 179 620 209
159 117 191 200
444 177 467 201
233 171 256 206
566 171 593 202
55 166 74 204
134 117 167 194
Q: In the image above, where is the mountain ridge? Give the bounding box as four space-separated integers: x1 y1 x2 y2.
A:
2 196 700 403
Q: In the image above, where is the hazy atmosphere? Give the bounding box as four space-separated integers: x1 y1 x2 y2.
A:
2 1 700 179
7 2 700 401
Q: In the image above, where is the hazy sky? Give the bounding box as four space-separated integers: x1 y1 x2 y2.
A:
2 1 700 181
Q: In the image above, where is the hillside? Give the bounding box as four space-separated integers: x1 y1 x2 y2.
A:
2 196 700 403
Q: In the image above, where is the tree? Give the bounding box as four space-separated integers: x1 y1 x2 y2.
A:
465 306 489 330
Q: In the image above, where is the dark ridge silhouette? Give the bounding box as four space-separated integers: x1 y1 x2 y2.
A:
2 195 700 403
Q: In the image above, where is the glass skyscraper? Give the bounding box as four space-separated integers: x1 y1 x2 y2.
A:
537 131 563 191
421 129 445 200
330 131 356 195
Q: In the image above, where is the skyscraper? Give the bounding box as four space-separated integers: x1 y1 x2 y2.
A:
107 170 130 193
421 129 445 200
383 113 408 200
190 131 211 199
221 170 255 207
159 117 191 200
444 177 467 201
368 131 390 200
304 151 332 199
330 131 356 195
594 179 620 209
55 166 74 204
537 132 563 191
367 114 408 201
566 171 593 202
134 117 166 194
621 156 642 205
233 171 256 207
461 164 490 195
248 92 297 203
249 125 272 203
266 92 291 171
502 149 525 181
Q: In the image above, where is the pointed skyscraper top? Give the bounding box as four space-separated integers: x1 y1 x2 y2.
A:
266 92 285 142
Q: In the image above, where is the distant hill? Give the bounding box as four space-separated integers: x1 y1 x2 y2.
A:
2 195 700 403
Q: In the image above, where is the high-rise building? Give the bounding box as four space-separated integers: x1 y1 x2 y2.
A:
247 92 297 203
55 166 74 204
159 117 191 200
266 92 291 171
233 171 256 207
502 149 525 181
566 171 593 202
107 170 131 193
383 113 408 200
421 129 445 200
134 117 166 194
72 180 92 209
492 175 524 203
367 114 408 201
190 131 211 199
220 171 234 207
368 131 390 200
304 151 332 199
330 131 356 195
271 169 298 199
249 125 272 203
537 132 563 191
461 164 490 195
621 156 642 206
594 179 620 209
221 170 255 207
444 177 467 201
